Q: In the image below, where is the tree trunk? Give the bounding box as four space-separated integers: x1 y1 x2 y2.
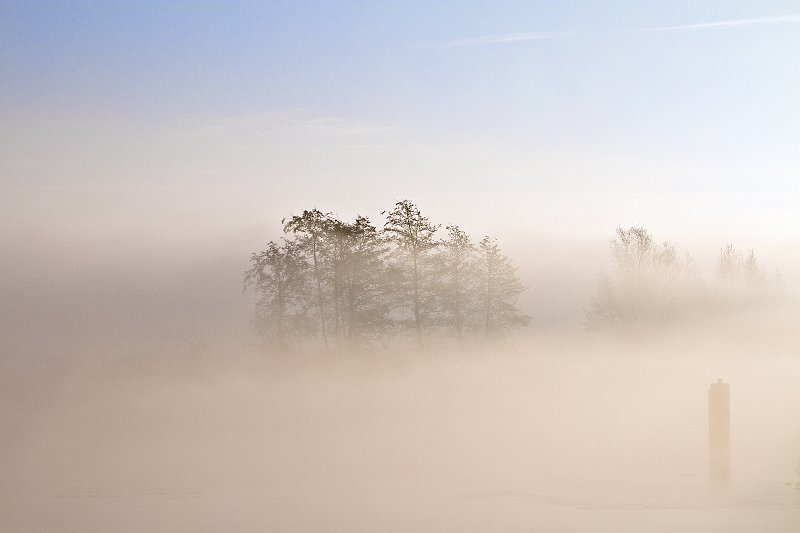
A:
412 249 421 346
311 237 329 350
454 263 463 346
276 272 286 351
484 254 492 334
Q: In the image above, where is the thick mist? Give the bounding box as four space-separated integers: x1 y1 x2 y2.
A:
4 2 799 530
2 214 799 531
3 330 799 532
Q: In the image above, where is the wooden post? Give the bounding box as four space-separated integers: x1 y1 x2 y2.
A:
708 378 730 488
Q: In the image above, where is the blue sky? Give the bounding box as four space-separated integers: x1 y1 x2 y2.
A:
4 2 799 132
1 1 798 250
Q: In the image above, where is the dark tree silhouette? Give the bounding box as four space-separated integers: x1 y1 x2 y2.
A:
321 215 391 347
338 215 391 345
435 225 476 341
476 236 529 333
243 240 311 350
283 209 333 349
382 200 440 345
324 216 350 344
246 200 532 351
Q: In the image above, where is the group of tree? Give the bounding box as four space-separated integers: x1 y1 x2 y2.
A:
244 200 529 351
587 225 783 332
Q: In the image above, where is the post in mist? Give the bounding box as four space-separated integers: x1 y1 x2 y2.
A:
708 378 731 489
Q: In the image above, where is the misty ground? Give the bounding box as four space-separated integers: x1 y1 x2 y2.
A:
2 311 799 532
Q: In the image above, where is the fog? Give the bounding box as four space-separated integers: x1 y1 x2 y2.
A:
2 221 799 532
3 3 799 529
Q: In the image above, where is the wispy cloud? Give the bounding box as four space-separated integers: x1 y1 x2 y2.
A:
182 111 393 140
435 13 800 48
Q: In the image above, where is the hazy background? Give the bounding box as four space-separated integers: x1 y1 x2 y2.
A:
1 1 799 531
2 1 799 363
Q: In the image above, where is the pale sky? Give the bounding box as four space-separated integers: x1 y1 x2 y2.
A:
2 2 799 357
3 1 798 241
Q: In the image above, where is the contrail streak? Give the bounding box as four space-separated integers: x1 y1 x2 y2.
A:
435 13 800 48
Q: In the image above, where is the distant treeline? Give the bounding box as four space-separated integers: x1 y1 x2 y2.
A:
586 226 784 332
245 207 786 350
244 200 529 350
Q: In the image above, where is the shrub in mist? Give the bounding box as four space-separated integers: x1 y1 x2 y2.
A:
587 226 784 334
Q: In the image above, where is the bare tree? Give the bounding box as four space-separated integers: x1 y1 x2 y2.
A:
588 226 689 331
717 244 763 294
717 243 743 293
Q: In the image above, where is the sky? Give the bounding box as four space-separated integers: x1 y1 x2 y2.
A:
2 1 798 235
2 1 799 358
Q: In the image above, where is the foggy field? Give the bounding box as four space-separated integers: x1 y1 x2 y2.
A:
3 324 799 532
4 217 797 533
3 2 799 531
